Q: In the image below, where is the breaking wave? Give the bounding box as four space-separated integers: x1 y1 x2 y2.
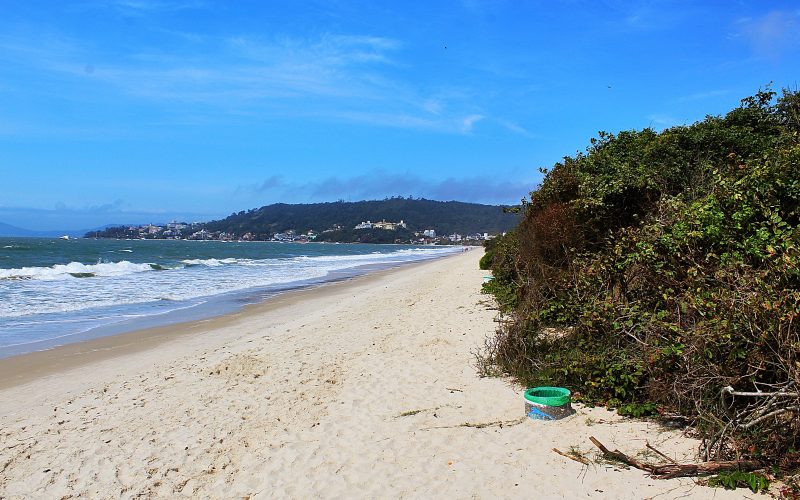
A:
0 261 156 281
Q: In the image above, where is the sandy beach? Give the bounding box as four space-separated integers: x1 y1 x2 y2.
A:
0 251 745 499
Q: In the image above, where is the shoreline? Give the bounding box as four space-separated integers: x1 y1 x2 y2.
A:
0 244 463 361
0 254 441 391
0 250 742 498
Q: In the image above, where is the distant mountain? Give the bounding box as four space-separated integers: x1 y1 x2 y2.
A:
0 222 114 238
0 222 41 237
203 198 520 237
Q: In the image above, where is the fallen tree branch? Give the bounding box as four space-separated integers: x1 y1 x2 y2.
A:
651 460 762 479
589 436 761 479
589 436 653 472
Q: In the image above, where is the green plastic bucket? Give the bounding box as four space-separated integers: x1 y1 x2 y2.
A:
523 387 574 420
524 387 571 406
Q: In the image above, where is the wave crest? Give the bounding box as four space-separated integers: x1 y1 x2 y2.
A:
0 260 157 281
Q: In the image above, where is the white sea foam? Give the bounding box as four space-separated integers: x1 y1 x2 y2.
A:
291 247 456 264
181 258 239 266
0 260 155 281
0 246 460 323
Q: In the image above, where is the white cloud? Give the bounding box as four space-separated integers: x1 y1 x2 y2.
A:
423 98 443 115
647 113 681 128
240 170 533 205
735 10 800 60
495 119 533 137
106 0 207 14
0 26 532 136
460 114 484 133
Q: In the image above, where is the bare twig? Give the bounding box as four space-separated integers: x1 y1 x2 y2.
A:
721 386 799 398
740 405 800 429
646 442 677 464
553 447 590 465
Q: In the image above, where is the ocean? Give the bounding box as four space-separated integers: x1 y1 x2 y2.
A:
0 237 461 358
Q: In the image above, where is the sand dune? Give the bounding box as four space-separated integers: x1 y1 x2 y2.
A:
0 251 743 498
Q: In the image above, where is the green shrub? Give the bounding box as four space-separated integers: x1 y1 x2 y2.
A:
616 402 659 418
478 249 494 270
479 87 800 467
708 471 770 493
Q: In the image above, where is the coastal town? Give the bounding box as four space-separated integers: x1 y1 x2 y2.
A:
91 219 498 245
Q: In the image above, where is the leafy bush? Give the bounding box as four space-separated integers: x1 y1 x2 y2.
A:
708 471 770 493
479 230 521 312
480 87 800 467
616 402 659 418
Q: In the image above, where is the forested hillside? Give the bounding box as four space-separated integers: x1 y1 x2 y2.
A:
480 87 800 473
203 198 519 236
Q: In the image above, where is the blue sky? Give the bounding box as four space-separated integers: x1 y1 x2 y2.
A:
1 1 799 230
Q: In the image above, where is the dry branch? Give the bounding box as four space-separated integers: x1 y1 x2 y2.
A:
589 436 653 472
651 460 762 479
721 386 799 398
646 442 676 464
589 436 761 479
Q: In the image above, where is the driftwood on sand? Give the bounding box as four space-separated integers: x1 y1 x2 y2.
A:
584 436 761 479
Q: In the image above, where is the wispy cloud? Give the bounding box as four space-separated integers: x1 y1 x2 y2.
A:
647 113 681 128
422 98 443 115
495 118 534 137
0 28 505 135
102 0 207 14
599 0 686 32
459 114 484 133
254 175 285 192
39 33 405 103
238 170 533 205
734 10 800 60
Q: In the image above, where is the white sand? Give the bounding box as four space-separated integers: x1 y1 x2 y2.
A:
0 251 746 499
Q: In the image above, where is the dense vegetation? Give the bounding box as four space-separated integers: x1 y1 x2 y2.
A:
89 198 519 241
480 88 800 471
204 198 519 237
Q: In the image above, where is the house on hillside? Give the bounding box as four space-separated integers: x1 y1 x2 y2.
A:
361 219 407 231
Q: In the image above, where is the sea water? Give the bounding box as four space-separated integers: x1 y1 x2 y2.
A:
0 237 461 358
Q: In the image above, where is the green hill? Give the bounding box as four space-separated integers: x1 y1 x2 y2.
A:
203 197 519 238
